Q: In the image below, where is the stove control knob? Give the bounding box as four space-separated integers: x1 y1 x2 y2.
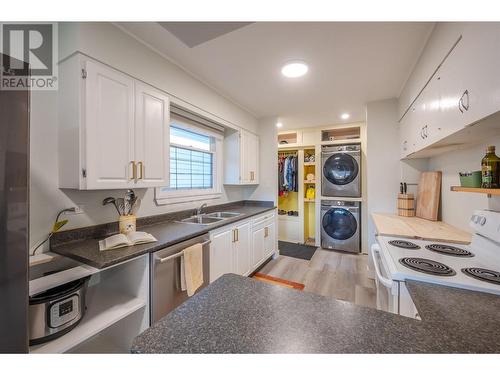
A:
471 215 477 223
473 215 480 224
480 217 487 225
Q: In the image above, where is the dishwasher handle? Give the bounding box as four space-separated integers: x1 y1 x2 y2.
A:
156 240 211 263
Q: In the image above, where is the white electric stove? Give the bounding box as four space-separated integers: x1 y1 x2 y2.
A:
371 209 500 319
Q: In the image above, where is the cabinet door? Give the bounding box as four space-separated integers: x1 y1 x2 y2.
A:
84 60 135 189
459 24 500 126
134 82 170 187
240 130 259 184
264 220 276 258
411 93 427 152
251 132 259 183
252 227 266 269
233 221 252 276
399 105 417 158
209 229 233 283
437 40 469 137
239 130 250 184
421 73 443 145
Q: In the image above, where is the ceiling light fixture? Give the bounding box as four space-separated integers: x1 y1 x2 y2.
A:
276 122 283 128
281 61 308 78
341 113 350 120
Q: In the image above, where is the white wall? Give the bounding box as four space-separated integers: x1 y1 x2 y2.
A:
428 136 500 232
29 22 262 253
366 99 401 249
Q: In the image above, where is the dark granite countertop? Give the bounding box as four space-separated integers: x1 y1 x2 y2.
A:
51 201 275 269
131 274 500 353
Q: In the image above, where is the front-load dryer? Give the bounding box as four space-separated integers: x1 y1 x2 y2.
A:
320 200 360 253
321 144 361 197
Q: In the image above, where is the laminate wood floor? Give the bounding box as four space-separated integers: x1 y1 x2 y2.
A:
258 249 377 309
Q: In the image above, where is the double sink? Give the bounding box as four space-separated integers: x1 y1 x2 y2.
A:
178 211 241 225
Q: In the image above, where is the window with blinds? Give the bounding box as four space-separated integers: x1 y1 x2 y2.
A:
167 126 214 190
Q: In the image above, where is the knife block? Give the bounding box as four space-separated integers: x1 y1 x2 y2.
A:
397 193 415 217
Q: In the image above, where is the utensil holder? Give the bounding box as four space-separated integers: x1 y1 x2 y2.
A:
397 193 415 217
119 215 136 234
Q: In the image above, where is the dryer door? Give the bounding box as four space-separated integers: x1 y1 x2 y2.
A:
322 207 358 240
323 153 359 186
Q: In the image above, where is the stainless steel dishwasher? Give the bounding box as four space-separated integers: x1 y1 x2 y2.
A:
150 234 210 324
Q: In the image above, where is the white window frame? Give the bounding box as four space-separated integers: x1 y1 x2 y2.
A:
155 116 223 205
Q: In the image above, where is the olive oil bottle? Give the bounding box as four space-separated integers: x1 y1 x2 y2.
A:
481 145 500 188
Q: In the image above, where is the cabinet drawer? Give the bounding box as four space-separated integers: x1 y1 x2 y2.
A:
252 211 275 229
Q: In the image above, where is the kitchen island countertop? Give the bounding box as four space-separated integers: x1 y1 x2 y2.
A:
131 273 500 353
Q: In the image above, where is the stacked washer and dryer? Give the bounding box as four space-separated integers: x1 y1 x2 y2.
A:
320 144 361 253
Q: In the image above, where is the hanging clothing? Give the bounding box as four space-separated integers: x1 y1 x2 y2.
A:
278 154 298 195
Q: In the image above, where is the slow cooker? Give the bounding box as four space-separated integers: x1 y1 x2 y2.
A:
29 276 90 345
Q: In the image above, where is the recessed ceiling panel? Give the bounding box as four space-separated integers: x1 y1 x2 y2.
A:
158 22 253 47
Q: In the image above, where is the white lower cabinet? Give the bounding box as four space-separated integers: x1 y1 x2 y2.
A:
209 211 276 283
251 227 266 268
209 227 235 283
233 221 252 276
251 214 276 269
264 220 276 258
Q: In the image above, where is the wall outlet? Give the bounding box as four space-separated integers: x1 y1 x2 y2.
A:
71 205 85 215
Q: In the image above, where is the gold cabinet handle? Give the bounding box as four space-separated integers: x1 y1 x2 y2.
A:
265 227 269 238
129 161 137 181
137 161 144 180
232 229 236 243
250 171 255 181
235 228 239 242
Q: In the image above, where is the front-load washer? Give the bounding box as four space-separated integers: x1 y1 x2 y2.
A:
321 144 361 197
320 200 360 253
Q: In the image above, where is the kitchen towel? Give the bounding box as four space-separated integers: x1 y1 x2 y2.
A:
180 243 204 297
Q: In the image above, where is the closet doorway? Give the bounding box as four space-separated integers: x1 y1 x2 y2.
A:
277 148 317 246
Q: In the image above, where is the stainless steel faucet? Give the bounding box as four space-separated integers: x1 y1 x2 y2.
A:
195 203 208 216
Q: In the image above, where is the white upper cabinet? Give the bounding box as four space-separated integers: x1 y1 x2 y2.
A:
84 60 135 189
458 23 500 125
134 82 170 188
58 54 170 189
224 128 259 185
399 24 500 159
241 129 259 184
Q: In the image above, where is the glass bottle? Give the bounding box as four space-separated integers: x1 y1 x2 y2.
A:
481 145 500 188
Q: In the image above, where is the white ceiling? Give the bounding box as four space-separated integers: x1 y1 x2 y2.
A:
117 22 434 129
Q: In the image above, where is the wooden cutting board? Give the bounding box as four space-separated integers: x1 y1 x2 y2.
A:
416 171 442 221
371 213 472 244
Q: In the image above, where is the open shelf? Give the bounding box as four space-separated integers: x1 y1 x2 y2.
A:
304 162 315 166
30 290 146 354
304 198 315 203
321 126 360 142
450 186 500 196
304 180 316 184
